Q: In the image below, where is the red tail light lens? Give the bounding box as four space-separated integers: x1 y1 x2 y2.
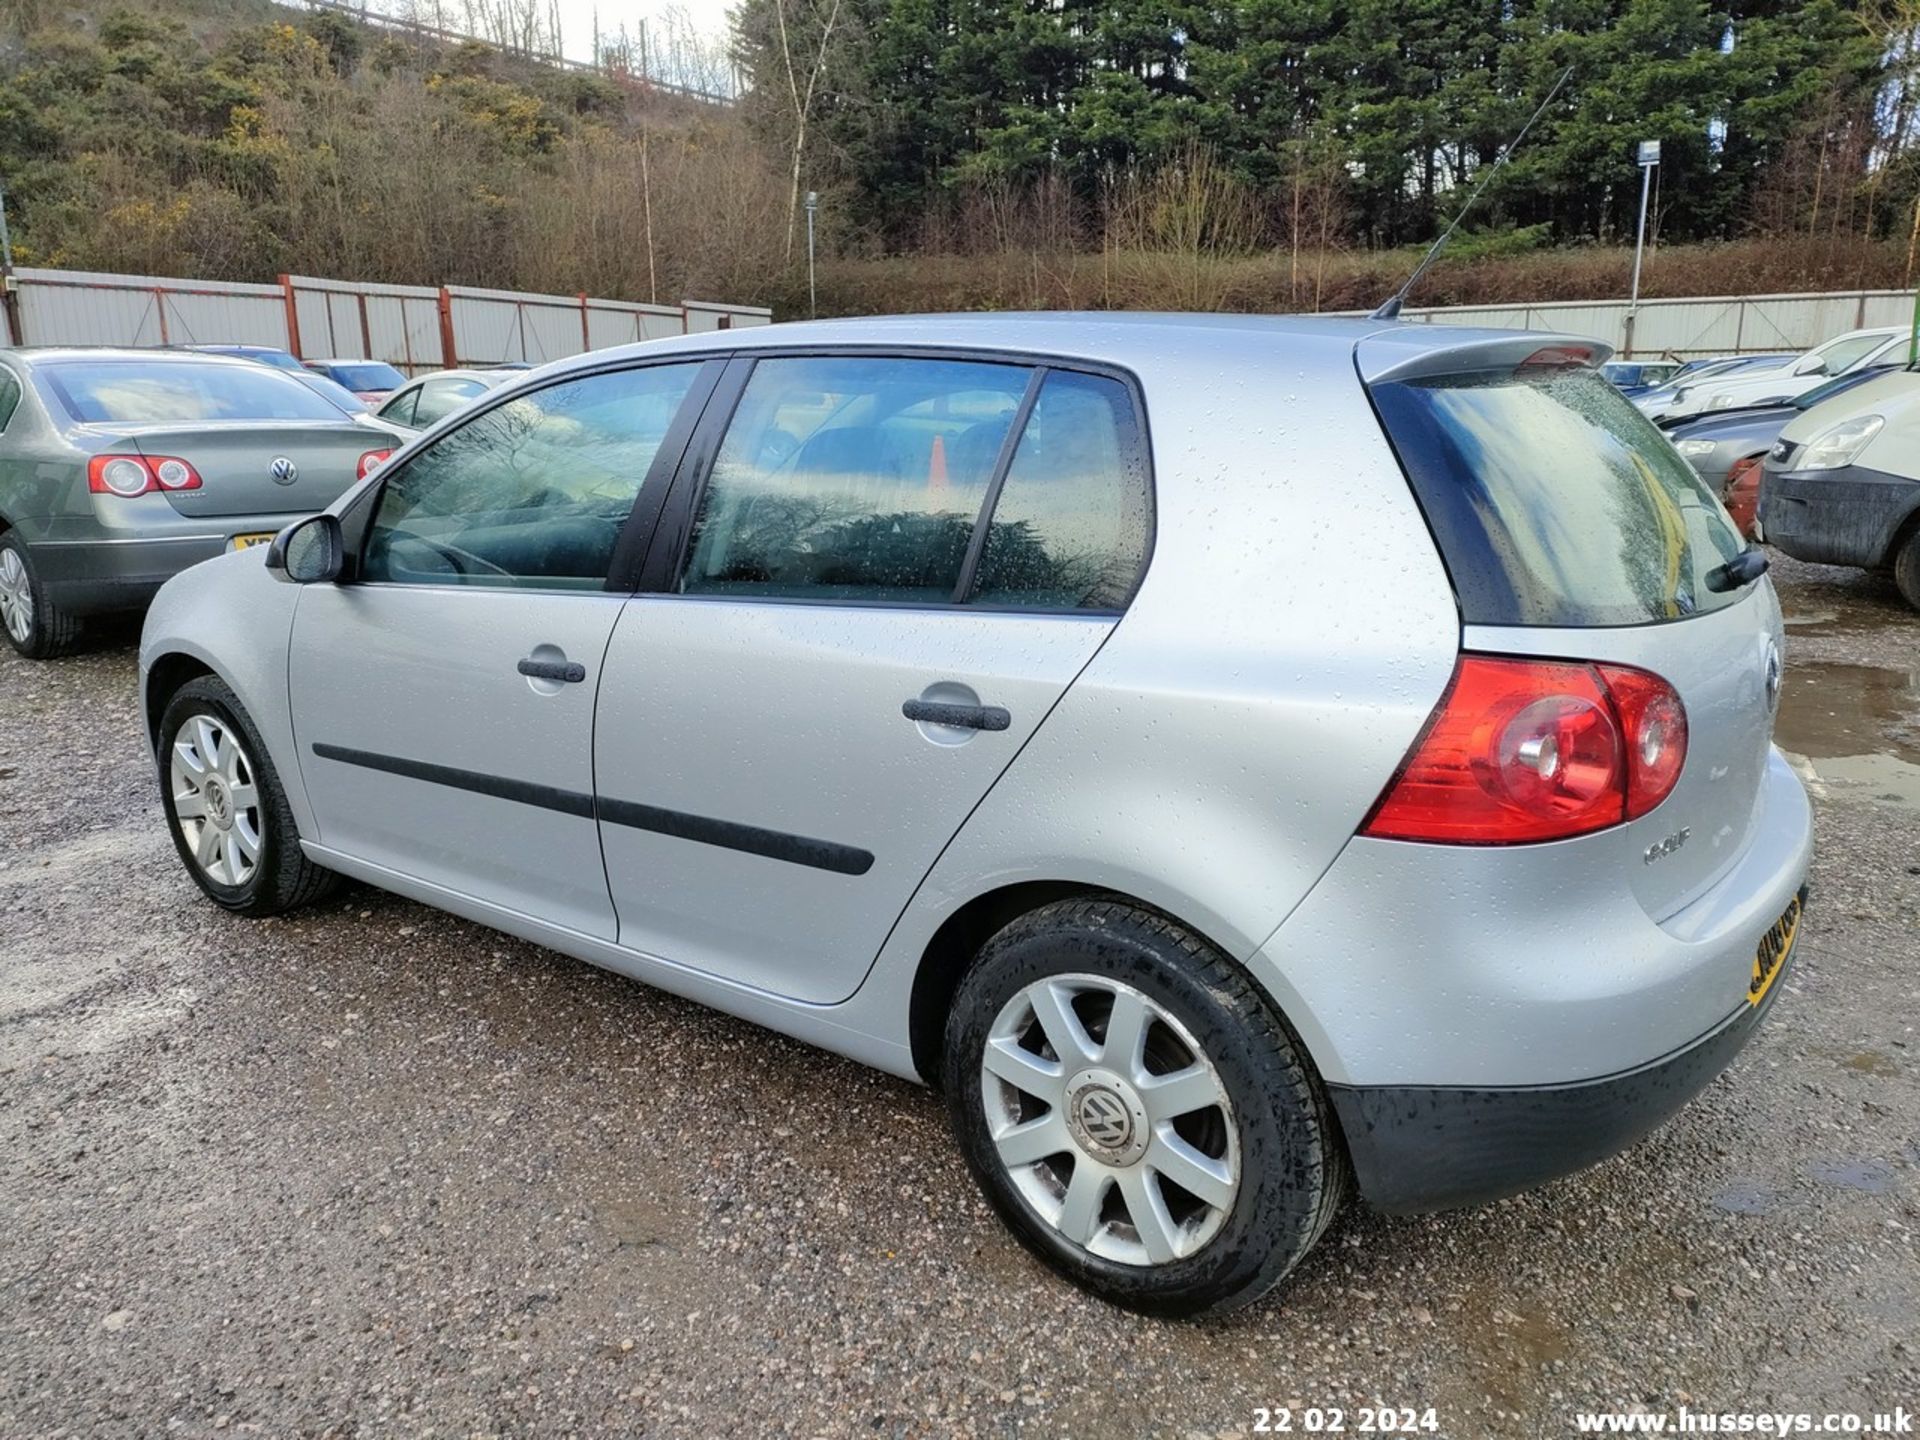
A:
1362 655 1687 844
1599 663 1688 819
357 449 393 481
87 454 202 497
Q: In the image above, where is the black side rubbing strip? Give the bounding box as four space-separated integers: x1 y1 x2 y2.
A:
309 743 871 875
517 658 587 683
596 797 875 875
901 699 1012 732
312 743 597 817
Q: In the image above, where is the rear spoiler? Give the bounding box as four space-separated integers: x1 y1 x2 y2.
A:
1356 330 1615 386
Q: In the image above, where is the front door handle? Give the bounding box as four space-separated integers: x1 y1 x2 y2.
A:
902 698 1011 731
518 656 587 684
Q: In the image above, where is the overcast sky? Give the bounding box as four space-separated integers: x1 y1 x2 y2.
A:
363 0 734 67
554 0 734 55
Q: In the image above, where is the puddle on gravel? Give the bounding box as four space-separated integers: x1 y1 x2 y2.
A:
1807 1158 1899 1194
1774 661 1920 810
1710 1181 1778 1216
1778 571 1912 635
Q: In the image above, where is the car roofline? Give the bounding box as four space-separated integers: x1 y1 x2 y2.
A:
493 313 1616 388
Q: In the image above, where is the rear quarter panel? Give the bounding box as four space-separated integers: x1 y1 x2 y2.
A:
850 331 1461 1048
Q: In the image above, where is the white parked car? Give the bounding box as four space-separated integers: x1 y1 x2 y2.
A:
1655 327 1910 425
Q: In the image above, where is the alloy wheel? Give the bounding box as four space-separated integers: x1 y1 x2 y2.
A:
0 547 32 645
170 713 263 887
979 973 1239 1266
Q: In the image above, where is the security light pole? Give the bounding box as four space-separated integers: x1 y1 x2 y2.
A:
1626 139 1660 357
805 191 819 318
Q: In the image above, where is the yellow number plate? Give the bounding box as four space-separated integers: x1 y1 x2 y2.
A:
1748 894 1801 1007
229 532 277 551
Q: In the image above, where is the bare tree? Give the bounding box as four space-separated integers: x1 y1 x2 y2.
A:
770 0 842 260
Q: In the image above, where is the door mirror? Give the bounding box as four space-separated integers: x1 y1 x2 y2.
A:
1793 355 1828 376
267 513 344 583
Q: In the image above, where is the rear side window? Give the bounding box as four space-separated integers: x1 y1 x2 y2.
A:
0 370 20 430
1371 364 1746 627
969 371 1150 610
39 360 342 424
680 356 1150 610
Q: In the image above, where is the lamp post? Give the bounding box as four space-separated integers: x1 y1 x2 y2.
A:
1626 139 1660 357
804 190 819 318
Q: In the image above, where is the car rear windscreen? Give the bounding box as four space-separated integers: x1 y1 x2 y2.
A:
1370 364 1749 627
327 363 406 391
42 360 344 425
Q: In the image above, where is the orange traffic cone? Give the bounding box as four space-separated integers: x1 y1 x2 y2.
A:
928 433 949 492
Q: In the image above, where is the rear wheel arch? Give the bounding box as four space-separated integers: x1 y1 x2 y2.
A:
909 882 1094 1087
907 882 1341 1112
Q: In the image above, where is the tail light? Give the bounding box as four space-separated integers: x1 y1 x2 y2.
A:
1599 663 1688 819
87 454 203 497
357 449 393 481
1362 654 1688 844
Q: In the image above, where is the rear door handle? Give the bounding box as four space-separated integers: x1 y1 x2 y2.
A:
902 698 1011 731
518 656 587 684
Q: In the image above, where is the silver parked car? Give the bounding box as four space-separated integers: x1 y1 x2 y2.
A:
138 316 1812 1317
0 348 405 658
372 368 515 431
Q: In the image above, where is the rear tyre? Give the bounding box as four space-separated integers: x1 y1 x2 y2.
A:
943 899 1347 1318
0 532 84 660
1893 528 1920 612
157 675 339 916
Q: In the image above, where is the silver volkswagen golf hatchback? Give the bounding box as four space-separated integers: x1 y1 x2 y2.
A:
140 315 1812 1317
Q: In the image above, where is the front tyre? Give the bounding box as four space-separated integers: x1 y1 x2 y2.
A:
1893 526 1920 612
943 899 1347 1318
157 675 339 916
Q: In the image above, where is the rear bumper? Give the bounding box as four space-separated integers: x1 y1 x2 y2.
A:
1759 462 1920 567
30 535 233 615
1327 905 1801 1213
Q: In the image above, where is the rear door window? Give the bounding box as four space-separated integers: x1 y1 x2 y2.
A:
679 356 1151 610
1371 363 1747 626
680 356 1029 603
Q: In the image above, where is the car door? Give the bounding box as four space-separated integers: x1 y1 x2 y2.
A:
288 358 720 939
593 352 1154 1003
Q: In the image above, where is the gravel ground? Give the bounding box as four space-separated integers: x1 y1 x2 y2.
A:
2 557 1916 1439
